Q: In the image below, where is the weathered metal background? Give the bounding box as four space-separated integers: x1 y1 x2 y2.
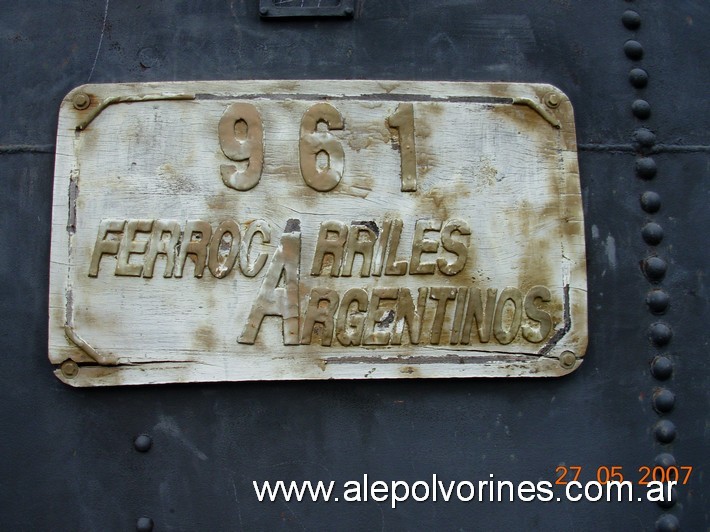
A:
1 0 707 529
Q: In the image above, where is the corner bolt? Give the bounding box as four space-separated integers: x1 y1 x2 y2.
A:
61 360 79 378
72 93 91 110
544 92 561 109
559 351 576 369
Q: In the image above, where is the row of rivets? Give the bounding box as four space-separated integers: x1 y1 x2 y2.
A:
134 434 154 530
623 5 678 526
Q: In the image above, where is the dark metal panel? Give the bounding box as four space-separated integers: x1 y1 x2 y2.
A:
0 0 707 530
647 151 710 526
0 0 630 145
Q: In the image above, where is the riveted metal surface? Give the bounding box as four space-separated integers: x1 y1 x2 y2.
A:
0 0 707 529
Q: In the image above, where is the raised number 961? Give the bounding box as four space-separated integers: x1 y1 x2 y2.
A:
217 102 417 193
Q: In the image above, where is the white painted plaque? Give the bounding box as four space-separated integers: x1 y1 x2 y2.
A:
49 80 587 386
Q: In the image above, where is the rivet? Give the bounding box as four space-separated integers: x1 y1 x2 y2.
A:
134 434 153 452
559 351 576 369
654 419 676 444
631 99 651 119
629 68 649 88
633 127 656 149
72 92 91 110
653 388 676 413
642 222 664 245
138 47 159 69
344 6 354 16
657 486 678 509
60 360 79 379
624 39 644 60
544 92 561 109
636 157 657 179
655 514 680 532
654 452 676 468
649 322 673 347
646 289 670 314
650 356 673 381
642 256 667 282
259 6 269 15
622 10 641 30
136 516 154 531
640 190 661 212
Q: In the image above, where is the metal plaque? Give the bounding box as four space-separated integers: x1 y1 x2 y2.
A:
258 0 355 18
49 80 587 386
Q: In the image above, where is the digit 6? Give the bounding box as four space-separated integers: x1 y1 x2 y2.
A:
299 103 345 192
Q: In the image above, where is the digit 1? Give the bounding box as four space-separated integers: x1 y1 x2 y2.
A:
387 103 417 192
218 102 264 191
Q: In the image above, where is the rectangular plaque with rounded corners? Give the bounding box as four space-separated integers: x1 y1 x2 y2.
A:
49 80 587 386
258 0 354 18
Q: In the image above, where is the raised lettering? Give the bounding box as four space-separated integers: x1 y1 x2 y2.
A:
115 219 153 277
88 219 125 277
300 288 339 346
299 103 344 192
410 219 441 275
522 285 553 343
362 288 398 345
391 287 428 345
218 102 263 191
238 220 301 345
449 287 468 344
371 219 391 277
387 103 417 192
429 287 458 345
341 223 377 277
174 220 212 278
336 288 369 346
493 287 523 345
143 219 180 278
239 220 270 277
207 220 240 279
384 219 407 275
461 288 497 344
311 220 348 276
438 219 471 276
